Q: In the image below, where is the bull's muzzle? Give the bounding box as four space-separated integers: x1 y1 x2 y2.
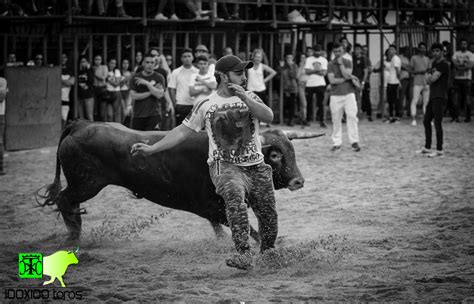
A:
288 177 305 191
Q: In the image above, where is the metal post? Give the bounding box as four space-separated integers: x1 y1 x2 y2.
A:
172 32 177 67
131 35 136 68
88 35 93 64
269 33 274 115
117 35 122 66
102 35 107 63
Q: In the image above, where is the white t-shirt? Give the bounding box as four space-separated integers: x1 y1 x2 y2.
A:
183 91 264 166
304 56 328 87
61 74 72 102
247 63 266 92
168 65 199 105
190 70 217 103
106 69 122 92
342 52 352 62
452 50 474 80
387 55 401 85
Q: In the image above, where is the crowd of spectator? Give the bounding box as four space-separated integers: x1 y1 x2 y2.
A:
0 0 471 25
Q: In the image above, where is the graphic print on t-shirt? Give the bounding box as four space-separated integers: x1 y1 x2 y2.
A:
207 102 260 164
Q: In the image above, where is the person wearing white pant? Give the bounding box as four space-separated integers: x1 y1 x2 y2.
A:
330 93 359 146
327 43 361 152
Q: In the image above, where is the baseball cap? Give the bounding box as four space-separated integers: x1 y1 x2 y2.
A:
215 55 253 73
195 44 209 52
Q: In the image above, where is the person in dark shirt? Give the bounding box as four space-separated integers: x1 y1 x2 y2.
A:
416 43 450 158
352 43 368 113
77 57 95 121
130 53 166 131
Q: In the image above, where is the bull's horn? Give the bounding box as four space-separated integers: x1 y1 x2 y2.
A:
73 246 80 253
283 131 325 140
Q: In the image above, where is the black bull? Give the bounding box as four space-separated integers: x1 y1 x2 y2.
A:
37 120 323 241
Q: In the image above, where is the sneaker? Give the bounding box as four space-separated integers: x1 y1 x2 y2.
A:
170 14 179 20
368 116 373 122
351 142 361 152
154 13 168 20
411 119 417 126
320 122 327 129
330 145 341 152
226 252 253 270
428 150 444 158
416 147 432 155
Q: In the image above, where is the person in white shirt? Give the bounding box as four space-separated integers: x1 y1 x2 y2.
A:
168 48 199 125
386 45 402 122
247 48 277 107
131 55 276 271
304 45 328 127
452 38 474 122
189 56 217 104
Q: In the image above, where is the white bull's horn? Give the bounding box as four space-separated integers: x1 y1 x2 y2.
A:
283 131 325 140
74 246 80 253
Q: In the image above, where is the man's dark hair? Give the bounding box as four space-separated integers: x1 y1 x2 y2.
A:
181 48 193 56
313 44 322 52
339 36 348 43
388 44 396 50
418 42 427 48
459 38 468 44
431 43 443 51
354 43 362 49
332 42 342 49
144 52 155 60
195 55 208 62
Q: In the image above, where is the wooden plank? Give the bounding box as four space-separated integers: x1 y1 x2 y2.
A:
3 36 7 65
172 32 177 68
4 67 61 150
117 35 122 65
102 35 107 63
87 35 93 64
27 36 32 61
246 32 251 60
73 34 79 119
279 32 284 125
210 32 215 56
185 32 189 49
159 32 164 54
42 36 48 65
131 35 136 68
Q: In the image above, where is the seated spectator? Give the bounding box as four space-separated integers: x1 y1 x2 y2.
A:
87 0 130 17
155 0 179 20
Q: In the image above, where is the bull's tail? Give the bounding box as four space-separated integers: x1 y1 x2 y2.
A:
35 122 76 208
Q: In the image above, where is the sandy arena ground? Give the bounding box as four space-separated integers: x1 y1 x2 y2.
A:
0 118 473 302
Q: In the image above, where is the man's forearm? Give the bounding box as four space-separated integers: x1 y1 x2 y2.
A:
131 91 151 100
148 124 193 154
244 96 273 123
169 88 176 105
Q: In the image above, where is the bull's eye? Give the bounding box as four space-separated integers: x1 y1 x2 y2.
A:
269 151 282 162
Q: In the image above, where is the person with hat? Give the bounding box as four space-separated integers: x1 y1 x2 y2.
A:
131 55 276 270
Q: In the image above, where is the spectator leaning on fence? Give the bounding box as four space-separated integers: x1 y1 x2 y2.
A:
77 57 95 121
410 42 430 126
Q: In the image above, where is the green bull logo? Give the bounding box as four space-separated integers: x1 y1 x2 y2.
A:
18 248 79 288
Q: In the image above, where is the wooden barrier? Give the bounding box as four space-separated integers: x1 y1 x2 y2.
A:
4 66 61 150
